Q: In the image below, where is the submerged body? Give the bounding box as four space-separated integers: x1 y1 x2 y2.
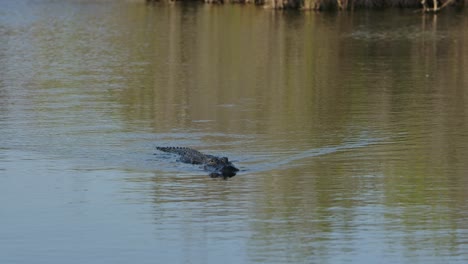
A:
156 147 239 178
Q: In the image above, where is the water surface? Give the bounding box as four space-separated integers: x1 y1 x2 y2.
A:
1 1 468 263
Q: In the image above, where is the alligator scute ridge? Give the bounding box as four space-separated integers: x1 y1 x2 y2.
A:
156 147 239 179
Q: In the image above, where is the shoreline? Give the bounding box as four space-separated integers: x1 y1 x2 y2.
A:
145 0 465 12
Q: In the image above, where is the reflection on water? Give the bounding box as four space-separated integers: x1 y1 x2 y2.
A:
1 1 468 263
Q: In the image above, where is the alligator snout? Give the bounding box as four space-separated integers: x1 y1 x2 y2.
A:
220 165 239 177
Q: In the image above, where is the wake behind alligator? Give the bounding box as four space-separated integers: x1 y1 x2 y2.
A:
156 147 239 179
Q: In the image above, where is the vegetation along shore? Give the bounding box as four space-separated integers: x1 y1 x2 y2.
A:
146 0 466 12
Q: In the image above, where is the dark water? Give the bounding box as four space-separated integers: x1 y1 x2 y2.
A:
1 1 468 263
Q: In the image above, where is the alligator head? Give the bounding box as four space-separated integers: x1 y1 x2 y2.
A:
204 157 239 179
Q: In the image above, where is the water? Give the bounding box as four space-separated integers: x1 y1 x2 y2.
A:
1 1 468 263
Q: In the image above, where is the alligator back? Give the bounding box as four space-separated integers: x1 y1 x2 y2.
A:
156 146 239 178
156 147 213 164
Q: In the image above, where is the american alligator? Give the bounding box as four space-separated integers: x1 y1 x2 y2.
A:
156 147 239 179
